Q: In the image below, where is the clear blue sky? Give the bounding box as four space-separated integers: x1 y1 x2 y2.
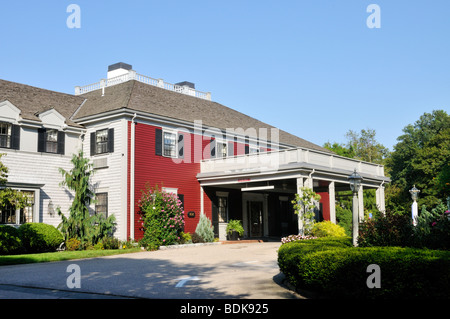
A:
1 0 449 151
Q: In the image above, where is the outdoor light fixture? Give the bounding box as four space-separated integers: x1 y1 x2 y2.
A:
241 185 274 192
348 169 362 193
410 185 420 226
348 169 362 247
48 200 54 216
409 185 420 202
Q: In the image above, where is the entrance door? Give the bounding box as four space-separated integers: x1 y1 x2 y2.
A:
248 201 263 237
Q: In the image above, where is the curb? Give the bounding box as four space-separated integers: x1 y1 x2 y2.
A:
158 242 223 250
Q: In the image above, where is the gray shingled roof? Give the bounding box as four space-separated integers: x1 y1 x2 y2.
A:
0 79 85 128
75 80 333 153
0 77 333 153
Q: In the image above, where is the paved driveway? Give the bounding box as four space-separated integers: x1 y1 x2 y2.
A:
0 242 302 299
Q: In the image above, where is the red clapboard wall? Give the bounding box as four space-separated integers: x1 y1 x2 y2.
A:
128 121 214 240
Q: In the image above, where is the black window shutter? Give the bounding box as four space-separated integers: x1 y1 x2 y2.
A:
11 125 20 150
155 128 162 156
108 128 114 153
90 132 96 156
178 194 184 209
57 131 65 155
178 133 184 158
38 128 46 152
210 137 216 158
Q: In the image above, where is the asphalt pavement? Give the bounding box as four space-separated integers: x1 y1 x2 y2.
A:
0 241 303 300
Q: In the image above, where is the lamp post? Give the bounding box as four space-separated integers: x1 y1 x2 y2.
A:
348 169 362 247
409 185 420 226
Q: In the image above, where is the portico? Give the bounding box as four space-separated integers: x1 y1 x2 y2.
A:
197 147 390 239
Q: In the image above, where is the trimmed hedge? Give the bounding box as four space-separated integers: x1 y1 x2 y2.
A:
18 223 64 253
278 237 450 299
0 225 24 255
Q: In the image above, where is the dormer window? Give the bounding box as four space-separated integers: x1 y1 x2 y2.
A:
0 122 20 150
0 122 11 148
45 129 58 153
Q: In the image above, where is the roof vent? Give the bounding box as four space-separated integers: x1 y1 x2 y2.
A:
107 62 133 79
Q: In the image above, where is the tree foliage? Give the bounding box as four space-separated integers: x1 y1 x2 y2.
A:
387 110 450 208
0 154 28 210
324 128 389 165
292 187 321 235
57 150 116 246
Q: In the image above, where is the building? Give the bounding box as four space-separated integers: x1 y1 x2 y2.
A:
0 63 390 241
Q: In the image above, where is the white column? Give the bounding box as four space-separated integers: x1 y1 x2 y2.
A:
358 185 364 221
200 186 204 215
329 181 336 224
296 177 304 235
376 185 386 214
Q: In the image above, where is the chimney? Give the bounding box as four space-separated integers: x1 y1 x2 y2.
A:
107 62 133 79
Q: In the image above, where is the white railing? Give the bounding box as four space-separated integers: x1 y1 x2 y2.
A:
200 147 385 178
75 70 212 101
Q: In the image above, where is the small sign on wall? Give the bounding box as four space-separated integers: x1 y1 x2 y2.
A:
187 211 195 218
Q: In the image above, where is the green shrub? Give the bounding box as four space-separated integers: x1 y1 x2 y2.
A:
0 225 24 255
65 237 82 251
179 232 192 244
226 219 244 236
311 221 347 238
138 186 185 251
278 237 450 299
18 223 64 253
101 236 121 249
191 232 205 243
336 205 352 236
195 214 214 242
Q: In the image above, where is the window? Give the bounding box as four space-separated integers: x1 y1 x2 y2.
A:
95 193 108 218
155 128 184 158
38 129 64 154
0 204 16 224
220 143 227 158
0 122 11 148
45 129 58 153
96 129 108 154
0 190 35 224
20 191 35 224
90 129 114 156
163 132 177 157
218 196 228 223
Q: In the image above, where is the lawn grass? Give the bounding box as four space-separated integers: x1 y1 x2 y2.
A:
0 248 143 266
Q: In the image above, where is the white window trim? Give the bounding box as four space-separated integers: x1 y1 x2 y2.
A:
162 129 178 158
162 187 178 195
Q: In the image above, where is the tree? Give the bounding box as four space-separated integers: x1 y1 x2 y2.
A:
324 128 389 165
387 110 450 208
57 150 116 246
0 154 28 212
292 187 321 235
345 129 390 164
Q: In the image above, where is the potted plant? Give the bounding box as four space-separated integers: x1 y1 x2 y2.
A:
226 219 244 240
